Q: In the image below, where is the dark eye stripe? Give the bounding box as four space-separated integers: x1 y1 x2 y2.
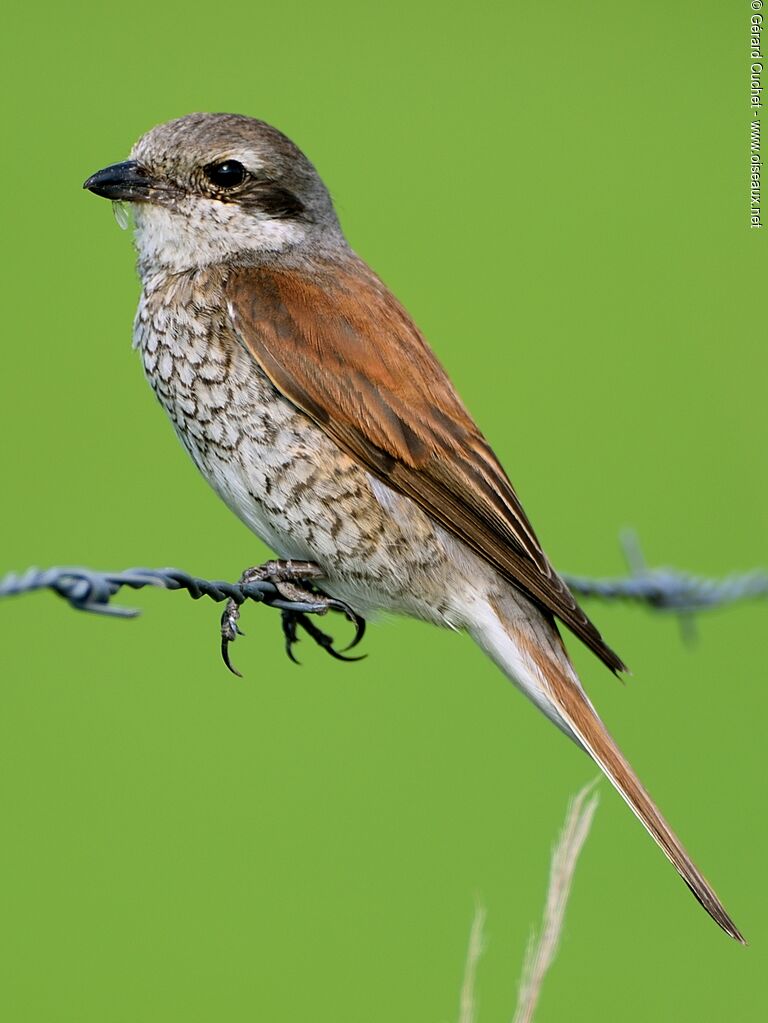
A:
200 161 307 221
246 183 306 220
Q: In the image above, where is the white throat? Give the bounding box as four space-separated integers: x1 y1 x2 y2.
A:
132 198 307 275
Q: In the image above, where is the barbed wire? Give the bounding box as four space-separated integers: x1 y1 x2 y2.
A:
562 530 768 613
0 532 764 633
0 565 335 618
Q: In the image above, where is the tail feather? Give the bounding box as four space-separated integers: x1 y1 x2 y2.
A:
542 652 746 944
473 598 745 943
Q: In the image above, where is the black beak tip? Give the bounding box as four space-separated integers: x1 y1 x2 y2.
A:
83 160 150 201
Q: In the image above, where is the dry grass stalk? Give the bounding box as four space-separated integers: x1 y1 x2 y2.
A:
511 778 600 1023
458 903 487 1023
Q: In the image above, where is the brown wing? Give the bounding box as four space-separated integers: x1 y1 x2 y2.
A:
226 258 626 673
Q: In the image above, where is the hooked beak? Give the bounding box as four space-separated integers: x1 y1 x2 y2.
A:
83 160 154 201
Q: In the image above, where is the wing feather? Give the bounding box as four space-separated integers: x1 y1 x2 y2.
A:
226 259 626 673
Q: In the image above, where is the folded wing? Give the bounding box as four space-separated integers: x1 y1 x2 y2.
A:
226 258 626 673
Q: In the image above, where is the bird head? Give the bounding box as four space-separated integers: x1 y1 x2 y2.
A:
84 112 343 273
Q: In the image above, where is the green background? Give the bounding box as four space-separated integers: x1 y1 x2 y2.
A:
1 1 765 1019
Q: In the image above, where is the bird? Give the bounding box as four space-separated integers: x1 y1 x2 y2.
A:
84 112 743 943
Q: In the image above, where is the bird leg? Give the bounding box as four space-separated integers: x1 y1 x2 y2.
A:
220 559 366 675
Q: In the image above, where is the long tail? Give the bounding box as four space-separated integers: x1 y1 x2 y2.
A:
470 594 745 944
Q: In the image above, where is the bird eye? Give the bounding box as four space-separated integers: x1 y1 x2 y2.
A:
203 160 247 189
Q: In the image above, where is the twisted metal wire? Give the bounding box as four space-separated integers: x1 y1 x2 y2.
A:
564 568 768 612
564 530 768 614
0 566 333 618
0 533 765 620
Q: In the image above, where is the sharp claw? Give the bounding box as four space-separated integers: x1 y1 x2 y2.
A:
220 599 244 676
323 599 367 653
324 647 367 663
340 613 366 652
221 636 243 678
285 645 301 665
327 598 355 617
294 614 333 647
281 611 301 665
296 614 367 663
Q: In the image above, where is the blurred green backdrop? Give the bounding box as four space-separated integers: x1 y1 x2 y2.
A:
0 1 765 1020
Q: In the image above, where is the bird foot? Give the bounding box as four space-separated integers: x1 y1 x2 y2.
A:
220 559 366 676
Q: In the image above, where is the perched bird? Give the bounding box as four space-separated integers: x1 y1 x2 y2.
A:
84 112 743 942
